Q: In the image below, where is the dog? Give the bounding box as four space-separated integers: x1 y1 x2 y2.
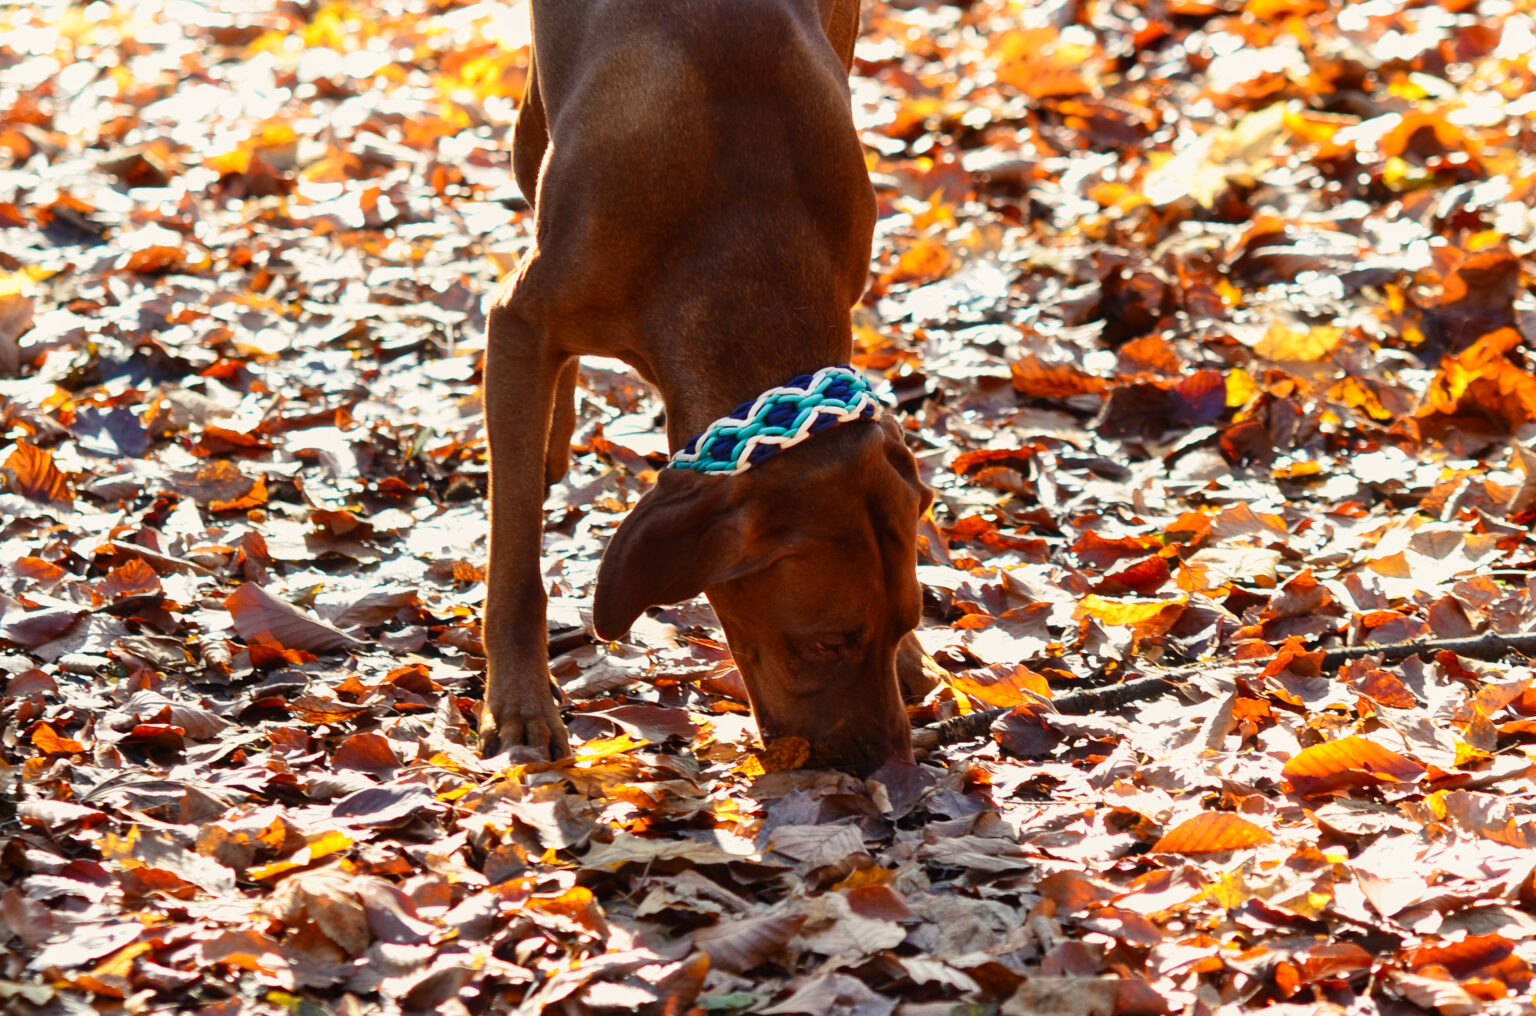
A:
479 0 933 773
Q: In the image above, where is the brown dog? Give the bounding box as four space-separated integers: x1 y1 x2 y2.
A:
479 0 932 773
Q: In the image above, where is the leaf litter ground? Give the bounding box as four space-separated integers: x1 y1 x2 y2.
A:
3 1 1536 1014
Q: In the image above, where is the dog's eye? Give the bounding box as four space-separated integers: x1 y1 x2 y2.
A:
808 629 864 658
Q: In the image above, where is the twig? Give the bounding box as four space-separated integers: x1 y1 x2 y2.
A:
912 674 1175 749
911 631 1536 750
1318 632 1536 667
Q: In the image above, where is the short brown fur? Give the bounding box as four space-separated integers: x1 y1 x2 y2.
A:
480 0 932 772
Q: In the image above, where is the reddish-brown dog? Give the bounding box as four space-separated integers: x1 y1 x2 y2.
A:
479 0 933 773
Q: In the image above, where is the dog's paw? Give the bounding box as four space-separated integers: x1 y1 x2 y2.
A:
479 699 571 761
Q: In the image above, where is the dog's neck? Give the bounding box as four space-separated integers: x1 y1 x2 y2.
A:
657 341 855 450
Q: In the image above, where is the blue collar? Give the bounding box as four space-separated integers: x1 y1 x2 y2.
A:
670 365 879 475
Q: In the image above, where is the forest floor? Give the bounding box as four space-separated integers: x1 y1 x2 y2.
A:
3 0 1536 1014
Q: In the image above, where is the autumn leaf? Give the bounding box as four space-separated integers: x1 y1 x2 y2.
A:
948 664 1051 710
1152 812 1274 854
31 723 85 756
880 237 953 288
224 582 366 654
99 558 163 600
168 460 268 511
991 28 1094 98
737 736 810 776
1011 356 1109 399
0 270 35 373
1254 322 1343 363
3 442 71 504
695 910 807 974
1074 594 1187 637
1283 737 1426 796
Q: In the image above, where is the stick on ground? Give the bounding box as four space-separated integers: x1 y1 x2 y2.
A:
910 631 1536 750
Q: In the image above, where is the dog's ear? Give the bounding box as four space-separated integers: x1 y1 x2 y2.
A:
878 414 933 515
818 0 861 71
593 469 760 640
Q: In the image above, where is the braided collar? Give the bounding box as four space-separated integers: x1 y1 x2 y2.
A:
670 365 880 475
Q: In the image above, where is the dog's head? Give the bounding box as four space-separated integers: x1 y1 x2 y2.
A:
593 416 931 773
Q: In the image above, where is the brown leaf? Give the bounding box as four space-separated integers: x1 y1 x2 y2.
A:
694 909 806 974
992 704 1063 757
168 460 267 511
1002 976 1119 1016
583 703 699 743
225 583 365 653
268 869 371 956
99 559 162 600
332 732 400 779
27 924 143 973
329 784 434 828
1386 971 1481 1016
287 696 370 724
1011 356 1108 399
2 606 86 648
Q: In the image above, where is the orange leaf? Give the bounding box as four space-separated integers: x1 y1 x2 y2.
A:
15 556 66 582
1408 934 1527 985
333 732 399 778
948 664 1051 709
3 442 71 504
1074 594 1187 637
525 886 609 940
1095 554 1172 596
1282 736 1426 796
1010 356 1109 399
992 28 1093 99
451 560 486 582
880 238 952 288
120 245 186 274
1117 334 1183 375
1153 812 1274 854
1254 322 1342 363
1072 532 1163 568
32 723 84 756
1380 111 1471 161
738 736 810 776
1353 670 1417 709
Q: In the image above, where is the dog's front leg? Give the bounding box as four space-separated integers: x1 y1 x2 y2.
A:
480 284 571 759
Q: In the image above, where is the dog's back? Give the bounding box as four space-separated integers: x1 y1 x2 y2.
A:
510 0 876 387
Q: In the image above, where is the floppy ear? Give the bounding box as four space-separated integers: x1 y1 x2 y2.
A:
878 415 933 514
593 469 759 641
818 0 861 71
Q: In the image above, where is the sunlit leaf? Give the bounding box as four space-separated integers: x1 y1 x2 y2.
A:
1153 812 1274 854
3 443 71 504
1283 737 1426 796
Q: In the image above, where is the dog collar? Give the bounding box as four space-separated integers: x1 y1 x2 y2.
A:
670 365 880 475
